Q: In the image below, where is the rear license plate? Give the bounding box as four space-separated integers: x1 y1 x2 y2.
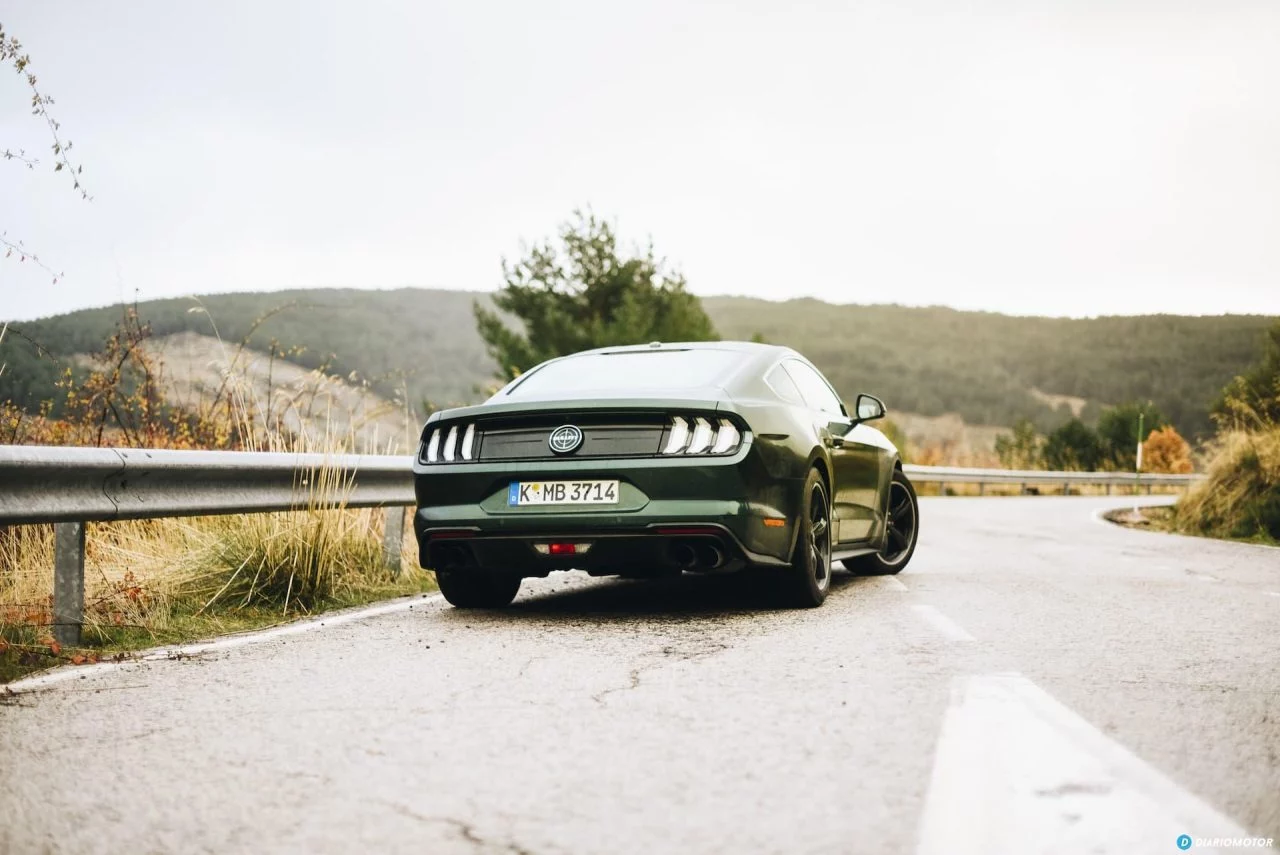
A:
508 480 620 506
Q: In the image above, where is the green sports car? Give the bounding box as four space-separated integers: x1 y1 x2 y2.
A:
413 341 919 609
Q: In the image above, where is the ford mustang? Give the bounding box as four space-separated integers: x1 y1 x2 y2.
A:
413 341 919 608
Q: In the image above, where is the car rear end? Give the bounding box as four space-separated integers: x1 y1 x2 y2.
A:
413 397 800 580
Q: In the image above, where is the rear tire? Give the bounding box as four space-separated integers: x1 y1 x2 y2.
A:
436 569 522 608
843 468 918 575
782 468 832 608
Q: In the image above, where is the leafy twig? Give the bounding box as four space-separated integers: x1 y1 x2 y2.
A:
1 147 36 168
0 233 62 284
1 21 90 199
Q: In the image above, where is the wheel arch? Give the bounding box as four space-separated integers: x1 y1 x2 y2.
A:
786 453 831 559
809 453 832 495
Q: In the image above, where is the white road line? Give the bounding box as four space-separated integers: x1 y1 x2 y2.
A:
911 605 975 642
861 575 909 592
6 594 443 695
917 673 1267 855
1186 570 1221 584
1266 591 1280 598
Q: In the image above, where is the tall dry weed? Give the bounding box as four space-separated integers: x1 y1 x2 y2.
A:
1174 425 1280 543
2 306 424 672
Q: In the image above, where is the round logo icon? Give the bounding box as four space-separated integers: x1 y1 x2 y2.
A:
1176 835 1192 851
548 424 584 454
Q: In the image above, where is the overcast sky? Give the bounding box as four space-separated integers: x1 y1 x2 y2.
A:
1 0 1278 321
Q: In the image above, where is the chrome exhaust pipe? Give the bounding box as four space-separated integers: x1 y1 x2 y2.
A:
435 544 470 571
694 542 725 570
669 541 698 569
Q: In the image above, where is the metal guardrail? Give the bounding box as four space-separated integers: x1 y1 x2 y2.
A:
902 464 1204 494
1 445 1203 644
1 445 417 645
0 445 415 525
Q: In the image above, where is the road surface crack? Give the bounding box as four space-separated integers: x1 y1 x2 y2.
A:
382 803 540 854
591 639 730 704
592 667 642 705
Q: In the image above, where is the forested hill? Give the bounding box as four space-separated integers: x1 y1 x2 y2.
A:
707 298 1276 438
2 288 1274 439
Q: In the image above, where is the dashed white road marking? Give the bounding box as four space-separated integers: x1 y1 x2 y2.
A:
860 575 909 592
917 673 1265 855
1265 591 1280 598
911 604 976 642
6 593 444 694
1186 570 1221 584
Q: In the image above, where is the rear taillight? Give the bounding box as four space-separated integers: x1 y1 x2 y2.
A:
420 422 479 464
711 420 741 454
661 416 743 456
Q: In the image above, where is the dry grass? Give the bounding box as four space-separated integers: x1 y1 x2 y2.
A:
0 506 431 682
915 482 1183 498
1173 424 1280 544
1 308 433 683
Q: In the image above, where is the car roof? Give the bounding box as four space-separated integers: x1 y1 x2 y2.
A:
574 340 794 357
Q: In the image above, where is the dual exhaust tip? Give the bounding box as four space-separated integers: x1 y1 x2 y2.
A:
434 543 472 571
669 539 726 571
439 538 727 572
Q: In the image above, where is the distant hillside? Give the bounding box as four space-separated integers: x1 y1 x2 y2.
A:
1 289 493 413
2 288 1274 439
706 298 1277 439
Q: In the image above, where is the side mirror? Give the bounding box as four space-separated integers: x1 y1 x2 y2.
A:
854 394 885 423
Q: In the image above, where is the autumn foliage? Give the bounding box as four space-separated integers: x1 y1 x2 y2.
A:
3 307 278 450
1141 426 1193 474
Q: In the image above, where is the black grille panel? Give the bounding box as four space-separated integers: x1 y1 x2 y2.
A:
479 424 664 460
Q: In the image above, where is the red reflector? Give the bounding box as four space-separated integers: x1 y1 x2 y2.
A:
548 542 576 555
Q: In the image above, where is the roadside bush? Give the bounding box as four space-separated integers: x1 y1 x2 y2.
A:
995 418 1041 469
1043 418 1103 471
1097 402 1167 470
1175 325 1280 544
1141 426 1193 474
1174 426 1280 543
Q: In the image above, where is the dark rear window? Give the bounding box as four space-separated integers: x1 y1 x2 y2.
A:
506 349 742 396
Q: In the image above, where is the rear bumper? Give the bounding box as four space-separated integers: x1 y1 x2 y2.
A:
413 446 802 575
423 525 761 578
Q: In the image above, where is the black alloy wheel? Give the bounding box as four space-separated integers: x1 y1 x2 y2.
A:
784 468 832 607
843 468 919 576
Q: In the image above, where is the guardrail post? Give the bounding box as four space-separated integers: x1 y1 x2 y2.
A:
937 482 945 496
382 507 405 575
53 521 85 647
977 482 984 496
1106 483 1112 495
1146 484 1153 495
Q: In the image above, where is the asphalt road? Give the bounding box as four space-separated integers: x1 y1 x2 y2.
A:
3 496 1278 855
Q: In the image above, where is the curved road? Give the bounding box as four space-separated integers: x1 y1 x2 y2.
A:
3 496 1278 854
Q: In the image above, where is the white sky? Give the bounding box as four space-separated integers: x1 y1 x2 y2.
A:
1 0 1278 321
